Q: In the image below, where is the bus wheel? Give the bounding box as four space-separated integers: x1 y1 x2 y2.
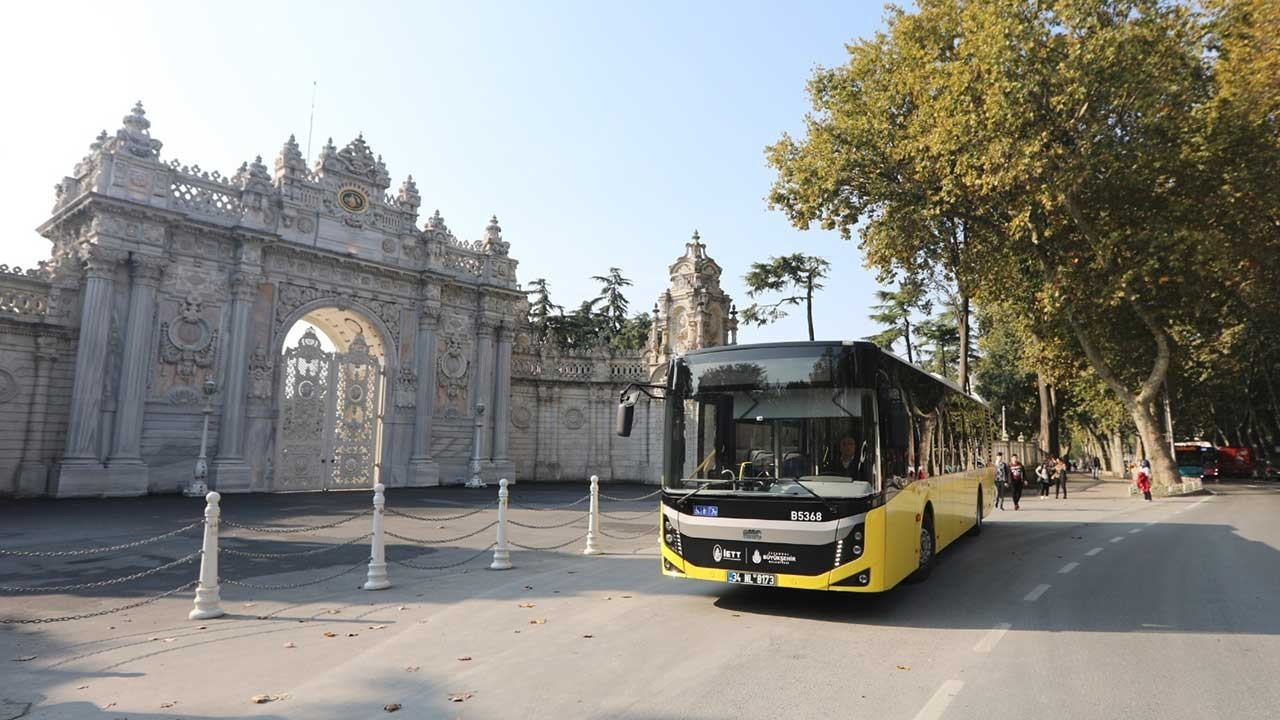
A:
967 490 983 537
905 511 935 584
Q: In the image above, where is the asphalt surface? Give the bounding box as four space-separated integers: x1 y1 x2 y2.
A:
1 478 1277 720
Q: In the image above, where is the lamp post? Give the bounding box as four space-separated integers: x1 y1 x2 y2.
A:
1001 405 1009 442
186 377 218 497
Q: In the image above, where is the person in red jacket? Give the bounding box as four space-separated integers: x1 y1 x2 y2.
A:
1135 459 1152 501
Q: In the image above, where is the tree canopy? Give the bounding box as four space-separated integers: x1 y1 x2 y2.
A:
740 253 831 341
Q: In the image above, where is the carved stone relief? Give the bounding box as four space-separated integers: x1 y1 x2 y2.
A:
394 365 416 408
154 293 219 399
0 368 17 404
248 345 274 400
274 281 403 350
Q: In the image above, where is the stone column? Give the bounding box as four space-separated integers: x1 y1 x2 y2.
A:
490 322 516 481
408 305 440 485
57 246 125 498
106 255 165 492
211 272 258 492
16 336 59 497
470 319 496 474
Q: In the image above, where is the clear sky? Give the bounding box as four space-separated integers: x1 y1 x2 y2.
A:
2 0 893 346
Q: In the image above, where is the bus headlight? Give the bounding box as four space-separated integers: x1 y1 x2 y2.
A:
663 517 682 555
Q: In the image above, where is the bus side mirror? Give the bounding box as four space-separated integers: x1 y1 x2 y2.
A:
616 391 638 437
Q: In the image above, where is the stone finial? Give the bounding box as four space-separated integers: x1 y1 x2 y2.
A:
246 155 272 192
275 134 306 179
481 215 509 256
113 101 162 159
397 175 421 211
425 208 450 238
316 137 338 169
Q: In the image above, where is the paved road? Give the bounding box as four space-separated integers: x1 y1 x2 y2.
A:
2 478 1278 719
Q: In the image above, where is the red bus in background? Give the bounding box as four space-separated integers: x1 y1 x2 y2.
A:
1216 445 1256 478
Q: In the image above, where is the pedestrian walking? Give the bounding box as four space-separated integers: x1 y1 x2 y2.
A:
1136 459 1153 501
1009 455 1025 510
1055 457 1068 499
1092 456 1100 481
1036 459 1052 497
994 452 1010 510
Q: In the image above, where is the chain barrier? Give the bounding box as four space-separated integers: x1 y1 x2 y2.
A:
221 509 372 535
385 521 498 546
598 525 658 540
384 504 494 523
388 544 497 571
598 488 663 502
509 533 588 551
0 551 202 593
508 494 590 511
220 558 370 590
220 533 372 559
507 512 589 530
1 581 197 625
0 521 203 558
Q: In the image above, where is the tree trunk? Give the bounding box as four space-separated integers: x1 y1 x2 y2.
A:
1109 432 1125 476
904 318 914 364
1037 373 1059 458
1132 400 1178 485
957 294 970 393
806 281 815 341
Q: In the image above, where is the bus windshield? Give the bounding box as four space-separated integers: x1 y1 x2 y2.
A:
666 384 878 500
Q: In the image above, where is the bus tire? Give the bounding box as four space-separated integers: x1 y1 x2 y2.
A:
905 508 935 584
966 489 983 537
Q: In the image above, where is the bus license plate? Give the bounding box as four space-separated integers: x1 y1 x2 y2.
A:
727 571 776 586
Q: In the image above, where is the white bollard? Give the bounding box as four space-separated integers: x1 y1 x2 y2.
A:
189 491 225 620
583 475 602 556
490 479 513 570
363 483 391 590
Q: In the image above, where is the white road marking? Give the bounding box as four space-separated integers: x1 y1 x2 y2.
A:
1086 547 1104 556
973 623 1011 653
1058 562 1079 574
1110 536 1125 543
1145 521 1158 527
912 680 965 720
1023 584 1051 602
1129 528 1142 534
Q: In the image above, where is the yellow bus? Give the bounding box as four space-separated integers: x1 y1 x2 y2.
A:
617 341 994 591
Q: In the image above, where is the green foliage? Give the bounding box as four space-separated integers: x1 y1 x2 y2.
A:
525 271 651 354
740 253 831 341
866 278 931 363
592 267 634 337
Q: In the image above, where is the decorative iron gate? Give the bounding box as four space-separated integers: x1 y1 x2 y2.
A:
276 328 382 490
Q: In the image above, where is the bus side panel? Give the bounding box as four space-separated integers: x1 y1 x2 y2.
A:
881 481 927 589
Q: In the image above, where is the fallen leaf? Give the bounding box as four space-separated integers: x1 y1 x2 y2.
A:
384 703 402 712
197 626 208 630
243 602 257 608
103 702 115 709
405 666 421 673
326 609 341 614
251 694 288 704
323 632 338 638
12 655 36 662
160 701 177 708
896 665 911 671
621 595 632 599
346 632 360 637
517 602 535 608
529 618 546 625
447 692 475 703
523 585 533 590
76 685 89 690
605 596 613 600
398 605 408 611
567 570 577 574
457 656 472 661
369 625 387 630
582 634 594 639
162 637 177 643
284 642 296 648
553 590 561 594
513 630 521 634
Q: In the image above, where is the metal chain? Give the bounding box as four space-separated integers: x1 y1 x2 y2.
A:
1 581 196 625
220 558 369 590
0 551 201 593
599 526 657 540
508 494 589 511
598 488 663 502
509 533 588 551
220 534 371 559
384 504 493 523
221 508 372 534
385 521 498 546
0 521 202 557
388 544 496 571
508 512 589 529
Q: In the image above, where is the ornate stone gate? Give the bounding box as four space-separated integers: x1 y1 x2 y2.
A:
276 329 382 491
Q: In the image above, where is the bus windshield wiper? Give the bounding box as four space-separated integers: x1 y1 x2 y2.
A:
783 476 824 502
676 480 715 507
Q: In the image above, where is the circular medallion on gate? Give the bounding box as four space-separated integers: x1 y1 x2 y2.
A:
291 455 310 476
348 384 365 404
563 407 585 430
297 379 316 399
344 457 360 475
337 187 369 214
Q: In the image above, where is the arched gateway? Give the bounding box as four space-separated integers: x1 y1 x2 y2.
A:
15 103 523 496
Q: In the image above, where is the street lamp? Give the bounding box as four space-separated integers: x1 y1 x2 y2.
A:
186 377 218 497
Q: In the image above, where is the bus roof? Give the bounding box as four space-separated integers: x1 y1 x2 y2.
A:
679 341 987 408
